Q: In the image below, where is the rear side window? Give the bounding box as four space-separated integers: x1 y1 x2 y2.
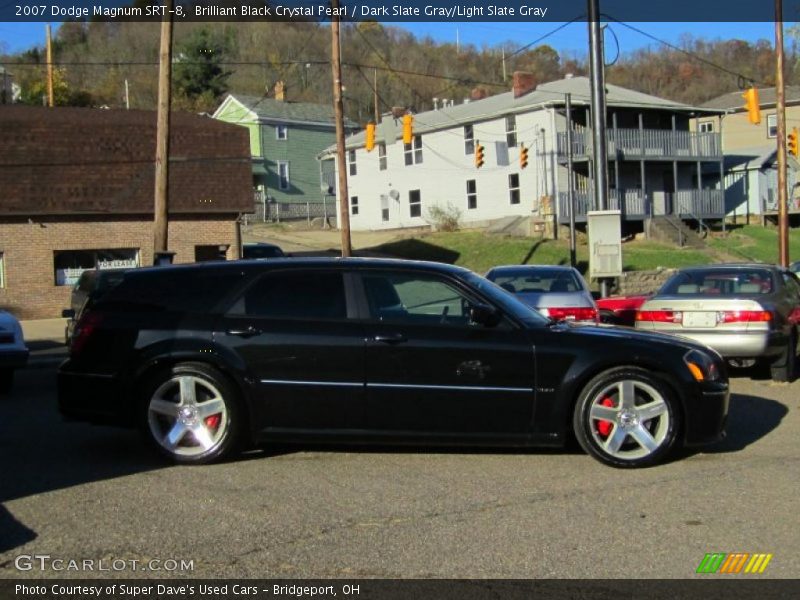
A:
102 268 248 313
230 270 346 320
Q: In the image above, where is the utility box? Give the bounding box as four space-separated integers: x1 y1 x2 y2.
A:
587 210 622 279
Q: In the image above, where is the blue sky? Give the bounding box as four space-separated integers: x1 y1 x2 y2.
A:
0 21 782 56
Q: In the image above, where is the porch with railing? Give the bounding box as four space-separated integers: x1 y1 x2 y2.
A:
556 129 721 161
556 188 724 223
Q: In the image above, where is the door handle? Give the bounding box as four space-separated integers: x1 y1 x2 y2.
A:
226 326 262 338
372 333 407 344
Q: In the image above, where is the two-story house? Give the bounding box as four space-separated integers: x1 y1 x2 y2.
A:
213 84 357 219
321 74 725 235
695 87 800 221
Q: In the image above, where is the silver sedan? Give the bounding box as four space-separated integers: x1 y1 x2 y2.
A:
635 264 800 381
485 265 598 324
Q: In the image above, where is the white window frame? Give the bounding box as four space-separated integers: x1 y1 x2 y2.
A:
698 121 714 133
276 124 288 140
351 196 359 216
348 149 357 176
508 173 521 205
381 194 389 221
409 189 422 218
464 125 475 154
767 114 777 138
466 179 477 210
378 143 387 171
404 136 423 166
505 115 517 148
277 161 290 190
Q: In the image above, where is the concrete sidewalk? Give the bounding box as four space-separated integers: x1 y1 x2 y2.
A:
21 318 68 343
20 318 69 369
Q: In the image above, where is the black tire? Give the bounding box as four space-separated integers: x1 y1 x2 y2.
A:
0 369 14 394
770 334 798 383
139 362 244 465
573 367 680 468
599 310 622 325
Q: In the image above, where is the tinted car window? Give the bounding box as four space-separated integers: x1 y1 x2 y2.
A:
362 273 469 324
660 269 775 296
102 268 247 313
231 270 346 320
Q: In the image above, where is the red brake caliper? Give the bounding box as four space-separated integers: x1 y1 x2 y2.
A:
205 415 221 430
596 397 615 437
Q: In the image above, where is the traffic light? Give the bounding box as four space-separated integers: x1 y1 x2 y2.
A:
742 87 761 125
520 144 528 169
475 141 484 168
402 113 413 144
365 121 375 152
789 127 799 157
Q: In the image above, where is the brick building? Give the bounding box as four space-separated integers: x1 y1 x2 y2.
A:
0 106 253 319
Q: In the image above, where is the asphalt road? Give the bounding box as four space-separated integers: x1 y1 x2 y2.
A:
1 358 798 580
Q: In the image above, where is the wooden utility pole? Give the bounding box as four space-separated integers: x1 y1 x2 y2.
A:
331 0 352 257
45 25 54 107
373 68 379 124
153 4 173 262
776 0 790 267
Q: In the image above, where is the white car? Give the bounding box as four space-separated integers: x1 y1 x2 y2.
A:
0 310 29 392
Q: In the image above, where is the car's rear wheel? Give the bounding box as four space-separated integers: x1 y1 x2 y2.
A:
141 363 242 464
770 333 798 383
573 367 680 468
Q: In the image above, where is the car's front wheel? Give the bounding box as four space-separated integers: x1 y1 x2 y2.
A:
141 363 242 464
573 367 680 468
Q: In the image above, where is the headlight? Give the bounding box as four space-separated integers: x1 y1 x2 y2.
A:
684 349 720 382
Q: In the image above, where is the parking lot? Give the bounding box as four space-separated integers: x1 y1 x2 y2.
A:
1 358 798 579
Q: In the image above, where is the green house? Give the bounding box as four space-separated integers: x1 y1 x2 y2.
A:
213 89 357 209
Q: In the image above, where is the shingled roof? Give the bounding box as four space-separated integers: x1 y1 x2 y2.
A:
215 94 357 128
700 86 800 110
0 106 253 216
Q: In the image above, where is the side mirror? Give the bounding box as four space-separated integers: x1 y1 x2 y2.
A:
62 309 76 319
469 303 501 327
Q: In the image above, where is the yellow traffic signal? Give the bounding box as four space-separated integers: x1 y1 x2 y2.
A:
402 113 413 144
520 144 528 168
365 122 375 152
789 127 799 157
742 87 761 125
475 141 484 168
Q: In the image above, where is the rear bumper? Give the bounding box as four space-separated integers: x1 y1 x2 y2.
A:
640 328 783 359
683 381 730 446
0 348 29 369
58 360 131 426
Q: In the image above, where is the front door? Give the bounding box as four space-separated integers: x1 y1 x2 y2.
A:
357 270 536 435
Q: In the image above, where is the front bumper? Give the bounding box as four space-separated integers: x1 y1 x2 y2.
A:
683 380 730 446
0 348 30 369
58 360 131 426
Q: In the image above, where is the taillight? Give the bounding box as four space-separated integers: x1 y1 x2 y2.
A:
718 310 772 323
541 307 598 322
71 312 104 355
637 310 683 323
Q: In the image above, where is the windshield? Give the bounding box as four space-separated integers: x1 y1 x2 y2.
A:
660 268 774 296
461 272 550 326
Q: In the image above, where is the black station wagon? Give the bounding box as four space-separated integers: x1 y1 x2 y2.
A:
58 258 729 468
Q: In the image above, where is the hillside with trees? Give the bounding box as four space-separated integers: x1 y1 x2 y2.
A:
2 20 795 123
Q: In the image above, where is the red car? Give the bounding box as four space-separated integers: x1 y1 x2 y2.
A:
596 294 650 326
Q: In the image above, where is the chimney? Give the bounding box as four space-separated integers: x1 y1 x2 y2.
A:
391 106 407 119
274 80 286 101
470 87 488 101
512 71 538 98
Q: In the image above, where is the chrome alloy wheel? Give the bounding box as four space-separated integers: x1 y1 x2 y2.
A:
588 379 671 461
147 375 229 458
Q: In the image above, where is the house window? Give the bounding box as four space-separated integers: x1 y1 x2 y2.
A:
509 173 520 205
378 143 387 170
466 179 477 210
698 121 714 133
277 161 290 190
409 189 421 218
0 252 4 288
348 149 357 176
276 124 288 140
53 248 139 286
464 125 475 154
381 195 389 221
506 115 517 147
351 196 359 216
404 136 423 166
767 114 777 138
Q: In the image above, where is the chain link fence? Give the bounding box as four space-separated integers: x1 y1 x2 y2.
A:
242 192 335 226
